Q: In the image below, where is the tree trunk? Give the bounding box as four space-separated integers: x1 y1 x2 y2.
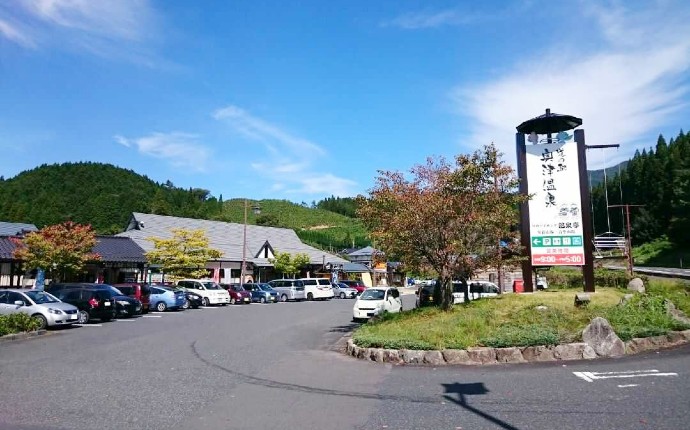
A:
461 277 470 304
440 276 454 311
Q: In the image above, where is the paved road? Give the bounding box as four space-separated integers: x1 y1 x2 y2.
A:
1 293 688 430
604 264 690 280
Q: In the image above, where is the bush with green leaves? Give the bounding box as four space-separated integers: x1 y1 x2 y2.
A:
602 294 690 341
0 313 41 337
543 267 648 289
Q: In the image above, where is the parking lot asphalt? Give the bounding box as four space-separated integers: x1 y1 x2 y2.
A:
1 293 689 430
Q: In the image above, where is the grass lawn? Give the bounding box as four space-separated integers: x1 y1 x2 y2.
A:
352 280 690 351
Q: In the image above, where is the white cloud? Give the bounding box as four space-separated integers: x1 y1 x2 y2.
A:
381 9 468 29
454 1 690 169
216 105 357 197
0 18 35 48
0 0 158 62
114 132 210 171
213 105 326 156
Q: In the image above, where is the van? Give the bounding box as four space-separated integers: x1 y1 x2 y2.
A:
113 283 151 313
298 278 335 301
267 279 307 302
176 279 231 306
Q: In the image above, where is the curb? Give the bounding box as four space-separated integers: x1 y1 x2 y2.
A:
0 329 50 344
345 329 690 365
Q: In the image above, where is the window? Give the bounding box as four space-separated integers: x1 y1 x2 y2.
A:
7 292 26 305
65 290 82 301
303 279 317 286
0 290 8 304
390 289 400 299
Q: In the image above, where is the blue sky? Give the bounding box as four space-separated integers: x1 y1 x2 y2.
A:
1 0 689 203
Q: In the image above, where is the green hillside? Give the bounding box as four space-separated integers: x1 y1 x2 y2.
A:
0 162 369 250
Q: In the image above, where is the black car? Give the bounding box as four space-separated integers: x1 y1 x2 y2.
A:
99 285 143 317
50 286 117 324
48 283 141 319
181 289 203 309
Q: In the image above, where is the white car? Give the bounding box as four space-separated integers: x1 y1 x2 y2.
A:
352 287 403 322
176 279 231 306
0 289 79 329
298 278 335 301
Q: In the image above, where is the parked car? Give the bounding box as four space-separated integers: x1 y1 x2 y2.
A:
415 284 436 307
149 285 186 311
176 279 231 306
179 289 203 309
220 284 252 305
242 283 278 303
536 276 549 290
339 280 367 294
453 280 500 304
331 282 358 299
50 287 117 324
0 289 79 329
352 287 402 322
113 283 151 314
298 278 335 301
98 285 143 318
267 279 307 302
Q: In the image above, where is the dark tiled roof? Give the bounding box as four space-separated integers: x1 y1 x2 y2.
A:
0 222 37 236
0 236 18 260
94 236 147 263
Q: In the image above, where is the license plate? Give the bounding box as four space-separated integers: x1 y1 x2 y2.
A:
104 302 111 306
69 315 77 320
244 298 249 302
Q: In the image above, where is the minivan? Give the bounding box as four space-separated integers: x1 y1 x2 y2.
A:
267 279 307 302
113 283 151 314
50 287 117 324
176 279 231 306
298 278 334 301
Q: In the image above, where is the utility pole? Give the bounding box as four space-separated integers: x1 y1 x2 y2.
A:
608 204 643 276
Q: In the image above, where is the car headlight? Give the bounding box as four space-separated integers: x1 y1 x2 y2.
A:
190 294 200 300
47 308 63 314
117 300 130 306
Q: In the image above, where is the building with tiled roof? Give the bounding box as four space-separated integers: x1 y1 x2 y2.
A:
0 222 37 236
117 212 348 283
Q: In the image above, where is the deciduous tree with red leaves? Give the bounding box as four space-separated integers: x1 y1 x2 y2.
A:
357 144 526 310
12 221 100 283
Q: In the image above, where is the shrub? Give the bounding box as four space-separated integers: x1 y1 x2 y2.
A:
0 313 41 337
602 294 690 341
543 267 648 289
480 324 559 348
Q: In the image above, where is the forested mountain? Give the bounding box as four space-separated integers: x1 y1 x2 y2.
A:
590 130 690 247
0 162 369 250
588 161 629 187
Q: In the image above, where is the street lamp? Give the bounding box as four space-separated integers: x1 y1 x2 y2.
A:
240 199 261 284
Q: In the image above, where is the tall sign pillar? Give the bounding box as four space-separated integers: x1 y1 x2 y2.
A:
516 109 595 293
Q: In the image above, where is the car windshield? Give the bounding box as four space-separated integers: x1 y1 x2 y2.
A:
117 286 134 295
359 289 386 300
202 282 222 290
231 285 245 292
25 291 60 304
258 284 274 291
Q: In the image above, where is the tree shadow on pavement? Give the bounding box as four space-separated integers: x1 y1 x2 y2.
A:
442 382 520 430
328 323 360 333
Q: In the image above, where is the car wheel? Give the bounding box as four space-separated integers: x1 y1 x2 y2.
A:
203 297 211 307
156 301 167 312
281 294 288 302
340 292 346 299
307 292 314 301
32 314 47 330
182 299 190 310
260 297 266 304
230 297 236 305
77 310 89 324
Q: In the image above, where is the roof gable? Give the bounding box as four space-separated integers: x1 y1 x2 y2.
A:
0 222 38 236
94 236 147 263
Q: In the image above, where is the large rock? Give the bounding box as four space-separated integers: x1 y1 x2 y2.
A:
665 300 690 325
442 349 472 365
382 349 402 364
368 348 384 362
627 278 645 293
582 317 625 357
521 345 556 362
467 347 497 364
400 349 425 364
423 350 445 365
495 347 526 363
554 343 596 360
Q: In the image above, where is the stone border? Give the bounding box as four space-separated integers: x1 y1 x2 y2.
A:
345 330 690 365
0 329 49 344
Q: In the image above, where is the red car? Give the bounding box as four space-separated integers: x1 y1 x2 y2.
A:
220 283 253 304
113 283 151 314
338 280 367 294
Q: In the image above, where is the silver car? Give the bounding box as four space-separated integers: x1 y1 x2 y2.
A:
331 282 358 299
0 289 80 329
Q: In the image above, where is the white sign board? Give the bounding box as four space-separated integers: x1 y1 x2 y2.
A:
526 139 585 266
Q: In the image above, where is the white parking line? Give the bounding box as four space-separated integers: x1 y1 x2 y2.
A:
74 324 103 327
142 315 162 318
573 369 678 382
618 384 639 388
115 319 136 322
